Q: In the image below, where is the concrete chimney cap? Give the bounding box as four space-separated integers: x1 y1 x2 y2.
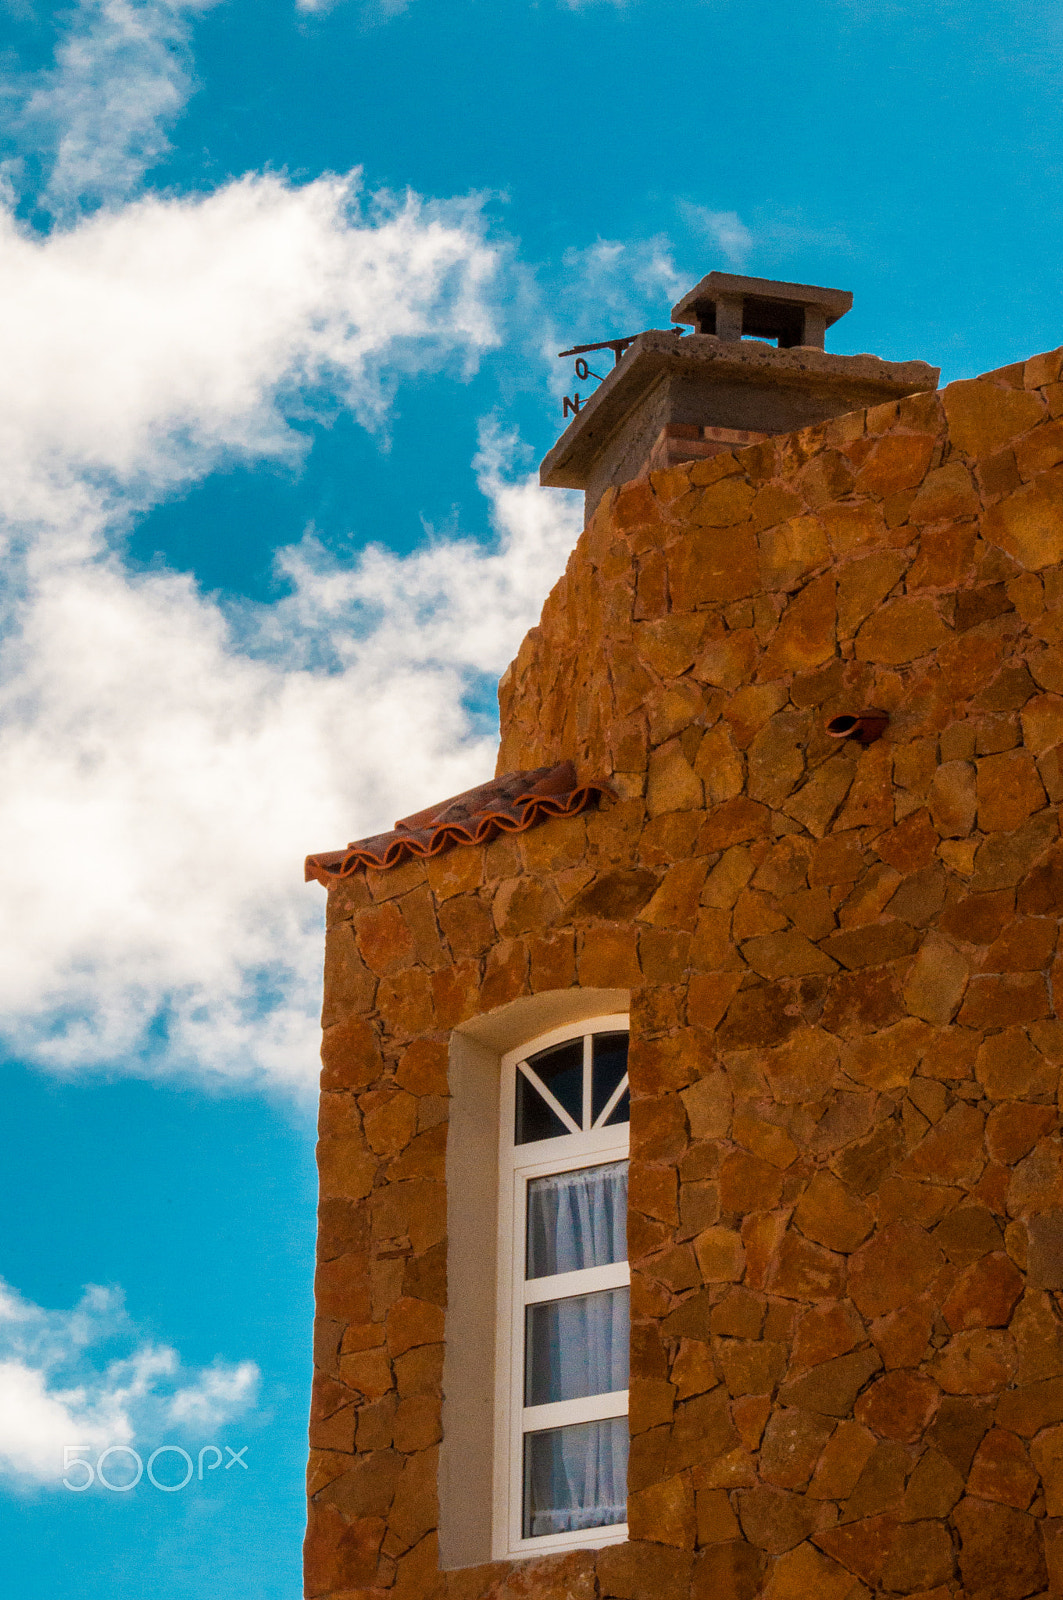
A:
670 271 854 330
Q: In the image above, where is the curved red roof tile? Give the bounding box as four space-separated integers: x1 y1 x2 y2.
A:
304 761 610 886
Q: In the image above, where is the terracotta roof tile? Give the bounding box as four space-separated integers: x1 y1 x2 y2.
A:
304 761 609 886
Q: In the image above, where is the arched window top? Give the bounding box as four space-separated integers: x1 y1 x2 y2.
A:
513 1025 630 1146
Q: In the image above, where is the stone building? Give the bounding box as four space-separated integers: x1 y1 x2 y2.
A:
303 271 1063 1600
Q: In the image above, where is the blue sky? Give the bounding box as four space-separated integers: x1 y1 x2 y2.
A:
0 0 1060 1593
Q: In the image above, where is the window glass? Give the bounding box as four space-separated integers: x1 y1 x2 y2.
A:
526 1161 628 1278
603 1085 630 1128
515 1073 570 1145
522 1419 629 1539
591 1033 628 1125
525 1287 630 1405
526 1039 583 1122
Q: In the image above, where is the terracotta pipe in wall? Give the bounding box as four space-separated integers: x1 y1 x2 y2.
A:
825 710 890 746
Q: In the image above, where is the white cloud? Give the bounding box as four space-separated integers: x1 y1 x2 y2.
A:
297 0 412 16
679 202 753 270
0 172 499 539
558 234 685 330
0 70 580 1096
678 199 853 276
0 460 581 1090
0 424 579 1092
18 0 218 216
534 233 686 402
0 1279 257 1485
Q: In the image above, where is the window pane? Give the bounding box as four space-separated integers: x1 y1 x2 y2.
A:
603 1086 630 1128
526 1161 628 1279
515 1071 570 1145
526 1040 584 1126
525 1286 630 1405
523 1418 628 1539
591 1033 628 1125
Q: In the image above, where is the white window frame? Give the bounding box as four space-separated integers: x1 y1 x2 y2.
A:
492 1015 630 1561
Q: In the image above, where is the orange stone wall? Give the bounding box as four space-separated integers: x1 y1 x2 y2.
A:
307 346 1063 1600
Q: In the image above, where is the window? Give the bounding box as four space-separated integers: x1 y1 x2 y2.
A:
494 1018 630 1559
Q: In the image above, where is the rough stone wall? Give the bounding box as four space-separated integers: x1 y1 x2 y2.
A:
308 345 1063 1600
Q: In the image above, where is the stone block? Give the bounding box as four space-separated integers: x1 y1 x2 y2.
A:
813 1513 896 1586
942 1252 1024 1330
854 1369 940 1442
899 1102 986 1184
720 1150 784 1213
977 749 1048 832
760 1407 834 1490
806 1419 877 1499
837 551 909 640
943 377 1045 455
669 526 760 610
902 933 970 1024
736 1486 819 1554
841 1437 909 1520
758 573 836 679
984 466 1063 569
848 1223 944 1319
928 758 977 836
853 432 936 497
931 1329 1016 1395
627 1473 696 1548
763 1541 860 1600
793 1170 873 1252
932 1205 1004 1267
758 514 830 590
952 1495 1048 1600
689 1541 765 1600
968 1428 1039 1509
695 1487 741 1545
741 929 837 979
899 1447 964 1519
856 596 950 665
973 810 1058 890
910 458 980 521
385 1297 444 1359
694 632 761 693
959 972 1050 1030
790 1300 866 1373
717 1337 787 1397
672 1339 720 1401
1027 1212 1063 1290
694 1226 745 1282
687 971 744 1032
778 1346 882 1416
880 1519 955 1593
783 755 857 840
596 1541 693 1600
680 1071 732 1140
978 914 1057 972
1011 1141 1063 1216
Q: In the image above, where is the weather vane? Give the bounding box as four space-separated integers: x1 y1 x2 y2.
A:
557 330 684 416
557 335 638 417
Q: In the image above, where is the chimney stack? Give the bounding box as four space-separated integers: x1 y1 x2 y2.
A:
540 271 939 521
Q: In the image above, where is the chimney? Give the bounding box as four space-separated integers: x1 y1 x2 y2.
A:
540 270 940 521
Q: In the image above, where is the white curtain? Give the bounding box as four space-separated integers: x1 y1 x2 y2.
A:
525 1419 629 1537
523 1160 629 1535
526 1287 629 1405
526 1161 627 1277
